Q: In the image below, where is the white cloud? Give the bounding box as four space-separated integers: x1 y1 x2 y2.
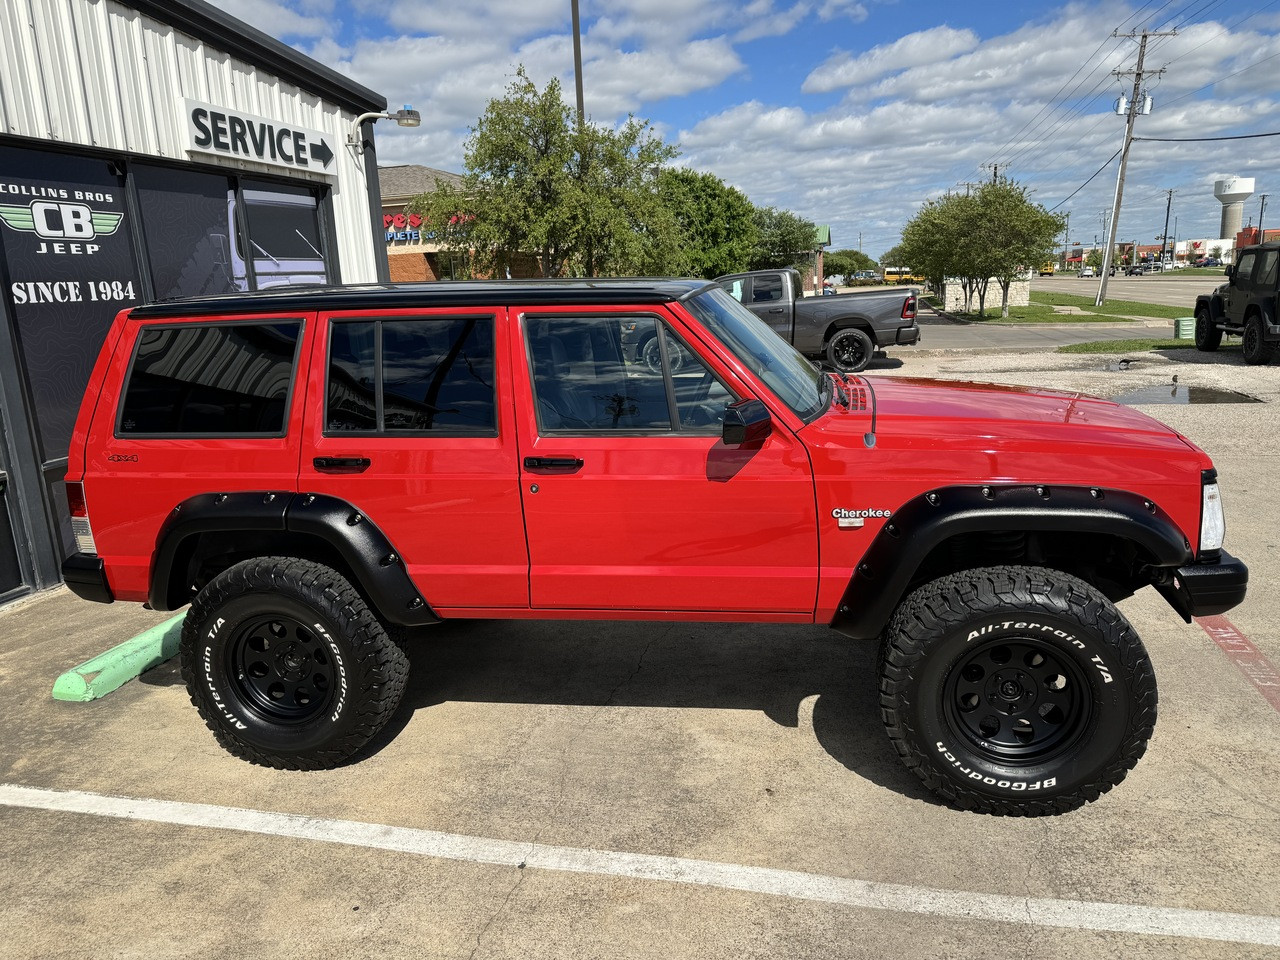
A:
218 0 332 38
803 25 979 93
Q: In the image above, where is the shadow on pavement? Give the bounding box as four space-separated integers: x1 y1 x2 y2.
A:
354 618 938 806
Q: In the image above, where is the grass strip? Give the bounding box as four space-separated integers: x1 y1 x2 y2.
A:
1057 338 1209 354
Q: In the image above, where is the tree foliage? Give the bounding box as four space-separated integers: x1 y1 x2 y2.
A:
408 67 678 278
748 206 818 271
823 248 877 279
898 179 1066 316
656 168 757 278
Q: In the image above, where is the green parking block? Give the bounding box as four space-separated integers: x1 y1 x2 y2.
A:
51 613 187 702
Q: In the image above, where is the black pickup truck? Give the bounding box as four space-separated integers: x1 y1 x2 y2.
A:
713 268 920 372
1194 242 1280 364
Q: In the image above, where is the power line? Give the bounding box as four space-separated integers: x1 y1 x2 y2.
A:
1135 130 1280 141
1050 148 1122 211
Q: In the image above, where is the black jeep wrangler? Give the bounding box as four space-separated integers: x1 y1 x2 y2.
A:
1194 242 1280 364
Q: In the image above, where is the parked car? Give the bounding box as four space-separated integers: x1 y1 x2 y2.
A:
1078 266 1096 278
61 277 1247 815
715 268 919 373
1194 241 1280 364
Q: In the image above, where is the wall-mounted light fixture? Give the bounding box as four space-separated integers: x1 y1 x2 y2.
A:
348 105 421 145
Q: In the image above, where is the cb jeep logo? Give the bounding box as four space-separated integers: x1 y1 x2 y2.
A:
0 200 123 252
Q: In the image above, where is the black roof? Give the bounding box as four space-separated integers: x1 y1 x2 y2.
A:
129 279 719 319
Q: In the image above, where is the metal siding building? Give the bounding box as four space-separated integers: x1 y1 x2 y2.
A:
0 0 391 604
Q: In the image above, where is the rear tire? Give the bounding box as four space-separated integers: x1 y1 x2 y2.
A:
879 565 1156 816
1194 306 1222 352
1242 314 1274 365
826 328 873 373
179 557 409 769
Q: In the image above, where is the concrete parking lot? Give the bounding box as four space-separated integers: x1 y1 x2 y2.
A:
1 336 1278 959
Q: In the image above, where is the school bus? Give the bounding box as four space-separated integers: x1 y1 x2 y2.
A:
1038 261 1056 276
883 266 924 284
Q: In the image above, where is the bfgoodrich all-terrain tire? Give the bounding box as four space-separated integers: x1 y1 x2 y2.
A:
179 557 409 769
879 565 1156 816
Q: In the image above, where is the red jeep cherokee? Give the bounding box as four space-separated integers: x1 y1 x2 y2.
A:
61 280 1247 815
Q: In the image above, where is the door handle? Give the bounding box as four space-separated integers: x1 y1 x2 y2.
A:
767 307 785 314
313 456 371 471
524 456 584 470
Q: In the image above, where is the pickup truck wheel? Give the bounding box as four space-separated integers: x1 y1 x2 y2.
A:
826 328 873 373
1241 314 1274 365
639 334 683 374
179 556 409 770
1194 307 1222 351
879 565 1156 816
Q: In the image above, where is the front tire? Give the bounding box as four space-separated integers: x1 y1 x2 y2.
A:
879 566 1156 816
179 557 409 769
1194 306 1222 352
826 327 874 373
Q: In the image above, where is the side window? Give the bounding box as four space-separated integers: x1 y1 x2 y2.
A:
325 316 496 435
118 321 302 436
752 274 783 303
1236 253 1257 284
1257 250 1278 289
525 315 733 434
719 278 747 304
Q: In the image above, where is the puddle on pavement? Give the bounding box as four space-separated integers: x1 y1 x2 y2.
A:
1112 383 1262 405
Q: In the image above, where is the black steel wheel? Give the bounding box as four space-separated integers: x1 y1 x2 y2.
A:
880 565 1156 816
226 614 339 724
180 556 409 769
825 328 873 373
942 636 1091 764
1194 307 1222 352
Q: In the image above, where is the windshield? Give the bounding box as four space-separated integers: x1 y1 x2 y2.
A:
684 287 828 421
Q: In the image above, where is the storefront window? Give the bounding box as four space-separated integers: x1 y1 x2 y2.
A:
242 180 329 288
135 165 244 298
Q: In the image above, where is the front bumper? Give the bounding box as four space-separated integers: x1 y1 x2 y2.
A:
61 553 114 604
1157 549 1248 622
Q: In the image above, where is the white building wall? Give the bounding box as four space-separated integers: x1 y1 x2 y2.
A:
0 0 379 282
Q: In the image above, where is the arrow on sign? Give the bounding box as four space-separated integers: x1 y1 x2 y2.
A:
310 139 334 169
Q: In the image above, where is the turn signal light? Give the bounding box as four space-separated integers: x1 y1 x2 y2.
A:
66 481 98 555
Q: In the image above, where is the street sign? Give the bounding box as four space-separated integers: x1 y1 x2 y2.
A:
183 99 335 177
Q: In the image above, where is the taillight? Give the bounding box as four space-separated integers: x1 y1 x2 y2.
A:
66 481 98 555
901 296 917 320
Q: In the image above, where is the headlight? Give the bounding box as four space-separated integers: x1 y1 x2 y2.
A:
1200 482 1225 553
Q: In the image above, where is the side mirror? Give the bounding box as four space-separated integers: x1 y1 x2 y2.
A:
1225 266 1233 278
722 398 771 447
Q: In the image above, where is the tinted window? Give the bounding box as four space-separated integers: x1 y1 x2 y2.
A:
242 181 328 288
1236 253 1257 283
119 322 302 435
325 317 496 435
135 165 244 298
327 321 376 432
1257 250 1278 289
663 327 735 432
752 274 783 303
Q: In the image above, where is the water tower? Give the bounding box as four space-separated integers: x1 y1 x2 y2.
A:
1215 177 1255 238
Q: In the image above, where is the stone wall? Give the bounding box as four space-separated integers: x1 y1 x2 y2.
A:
940 275 1031 313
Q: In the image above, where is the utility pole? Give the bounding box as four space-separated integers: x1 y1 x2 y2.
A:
1096 28 1175 306
570 0 585 123
980 163 999 184
1260 194 1269 242
1159 189 1174 264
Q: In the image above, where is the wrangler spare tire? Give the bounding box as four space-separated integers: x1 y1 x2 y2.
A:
879 565 1156 816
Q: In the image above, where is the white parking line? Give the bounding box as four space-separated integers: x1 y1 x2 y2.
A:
3 782 1278 947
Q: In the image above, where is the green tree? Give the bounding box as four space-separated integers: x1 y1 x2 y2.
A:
972 178 1066 317
408 67 678 278
823 248 877 280
656 168 756 278
748 206 817 271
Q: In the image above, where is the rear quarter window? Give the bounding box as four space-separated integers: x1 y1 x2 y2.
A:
117 320 303 436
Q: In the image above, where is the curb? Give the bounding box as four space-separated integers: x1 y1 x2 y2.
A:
51 613 186 702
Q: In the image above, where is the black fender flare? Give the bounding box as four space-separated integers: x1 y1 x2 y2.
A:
148 491 440 626
830 484 1193 640
1195 294 1224 322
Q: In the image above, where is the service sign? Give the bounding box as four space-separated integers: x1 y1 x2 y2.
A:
183 99 336 177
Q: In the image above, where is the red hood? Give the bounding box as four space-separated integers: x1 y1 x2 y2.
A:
801 375 1210 484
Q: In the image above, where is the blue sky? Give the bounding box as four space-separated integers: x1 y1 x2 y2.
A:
224 0 1280 258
